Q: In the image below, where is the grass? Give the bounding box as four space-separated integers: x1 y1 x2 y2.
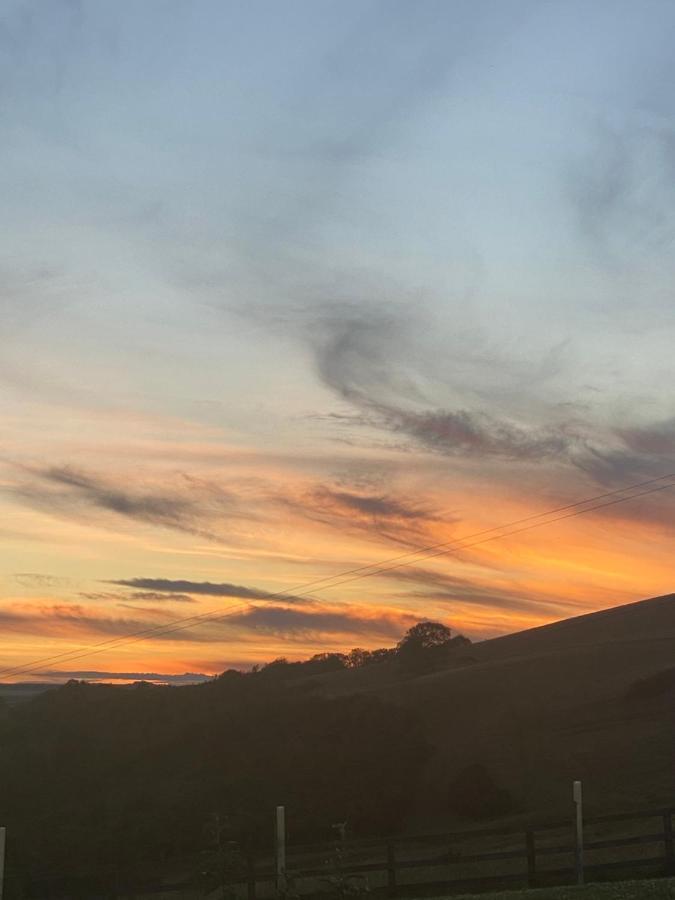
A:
433 877 675 899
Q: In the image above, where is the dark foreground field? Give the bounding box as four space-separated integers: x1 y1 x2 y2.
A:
0 593 673 898
445 876 675 898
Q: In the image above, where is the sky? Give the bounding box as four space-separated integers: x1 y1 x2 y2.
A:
2 0 675 682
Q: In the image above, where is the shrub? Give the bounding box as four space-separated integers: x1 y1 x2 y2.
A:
447 763 514 819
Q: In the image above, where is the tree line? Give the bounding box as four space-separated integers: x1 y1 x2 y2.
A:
0 622 515 899
246 620 473 681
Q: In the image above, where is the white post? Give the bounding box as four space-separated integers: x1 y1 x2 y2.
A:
275 806 286 894
0 826 6 900
573 780 584 885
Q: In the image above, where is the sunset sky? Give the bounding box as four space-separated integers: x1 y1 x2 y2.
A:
3 0 675 682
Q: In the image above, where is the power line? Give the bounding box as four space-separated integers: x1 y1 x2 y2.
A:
2 474 673 679
277 471 675 594
0 602 253 680
294 479 675 594
1 472 674 681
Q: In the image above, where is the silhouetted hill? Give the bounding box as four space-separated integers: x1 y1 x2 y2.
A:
0 682 56 706
472 592 675 661
319 593 675 828
0 594 673 897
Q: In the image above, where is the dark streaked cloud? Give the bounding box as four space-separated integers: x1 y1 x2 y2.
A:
375 404 573 461
312 487 433 521
570 443 673 487
616 418 675 459
0 600 417 646
7 456 442 553
12 572 69 589
109 578 307 605
80 590 196 604
383 565 571 615
0 604 168 640
305 301 423 409
0 603 247 645
126 591 196 604
10 464 245 541
224 604 418 641
280 301 586 464
39 466 210 535
293 482 444 548
289 302 675 485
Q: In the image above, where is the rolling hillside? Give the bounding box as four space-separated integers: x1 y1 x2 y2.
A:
0 592 673 897
313 593 675 826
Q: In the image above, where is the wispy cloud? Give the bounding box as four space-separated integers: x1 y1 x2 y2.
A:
266 301 589 465
375 404 573 461
222 603 418 641
0 601 253 645
616 418 675 459
568 120 675 270
80 590 197 604
312 487 433 521
288 480 444 548
109 577 308 605
0 599 417 647
10 464 247 541
12 572 70 589
0 604 169 640
382 565 571 615
5 0 675 679
278 302 675 487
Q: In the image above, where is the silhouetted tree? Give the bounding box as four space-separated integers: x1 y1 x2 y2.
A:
395 622 472 675
396 621 452 675
369 647 395 664
347 648 372 668
400 621 452 649
303 652 348 675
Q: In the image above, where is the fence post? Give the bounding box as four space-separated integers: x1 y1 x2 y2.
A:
573 781 584 886
276 806 286 895
525 830 536 887
0 826 5 900
247 851 257 900
386 841 397 897
664 810 674 874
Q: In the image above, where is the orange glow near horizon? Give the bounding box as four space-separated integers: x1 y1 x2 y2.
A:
5 0 675 688
2 436 674 683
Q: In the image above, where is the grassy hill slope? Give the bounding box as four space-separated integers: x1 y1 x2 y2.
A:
313 593 675 826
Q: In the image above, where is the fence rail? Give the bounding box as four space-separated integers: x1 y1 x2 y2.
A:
2 804 673 898
246 805 675 899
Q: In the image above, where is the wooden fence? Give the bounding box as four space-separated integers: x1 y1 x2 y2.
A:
246 805 675 899
2 805 673 897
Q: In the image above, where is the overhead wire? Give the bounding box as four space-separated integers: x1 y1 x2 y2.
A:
2 472 674 680
277 471 675 594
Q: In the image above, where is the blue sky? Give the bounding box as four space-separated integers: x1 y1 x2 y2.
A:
2 0 675 679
